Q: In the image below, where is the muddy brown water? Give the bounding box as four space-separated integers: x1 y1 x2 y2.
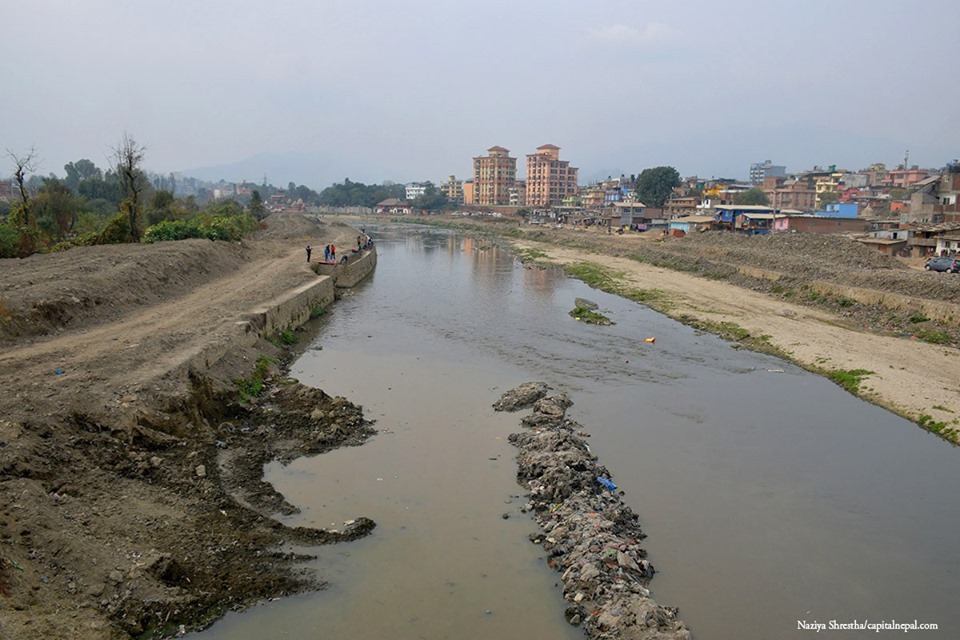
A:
192 223 960 639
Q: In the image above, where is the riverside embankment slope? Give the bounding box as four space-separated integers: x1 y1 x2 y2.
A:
0 213 377 639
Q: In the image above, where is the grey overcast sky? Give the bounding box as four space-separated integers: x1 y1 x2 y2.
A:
2 0 958 188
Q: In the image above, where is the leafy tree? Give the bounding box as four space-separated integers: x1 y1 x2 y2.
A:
734 188 770 206
34 178 79 241
412 185 449 211
249 189 267 220
818 190 839 208
145 189 176 226
635 166 681 208
294 184 320 205
64 159 102 193
318 178 405 207
205 199 244 218
111 133 148 241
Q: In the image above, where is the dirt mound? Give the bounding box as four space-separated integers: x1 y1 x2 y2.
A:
0 212 342 345
0 212 372 639
256 210 327 240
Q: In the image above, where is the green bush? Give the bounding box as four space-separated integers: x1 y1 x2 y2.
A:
97 212 132 245
0 222 19 259
143 213 259 244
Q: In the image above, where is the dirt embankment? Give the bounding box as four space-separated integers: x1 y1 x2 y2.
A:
0 213 375 639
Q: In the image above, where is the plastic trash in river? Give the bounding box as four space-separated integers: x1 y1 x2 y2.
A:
596 476 617 491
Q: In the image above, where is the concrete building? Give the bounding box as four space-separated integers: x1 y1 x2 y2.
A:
462 180 474 205
405 182 429 201
439 176 463 204
472 146 516 206
580 185 606 210
905 171 960 224
509 181 526 207
883 167 931 189
763 176 817 212
525 144 579 208
749 160 786 185
375 198 412 215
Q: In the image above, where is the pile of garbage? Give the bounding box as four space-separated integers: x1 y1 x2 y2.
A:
496 383 690 640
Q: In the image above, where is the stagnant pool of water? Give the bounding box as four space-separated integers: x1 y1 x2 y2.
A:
192 223 959 639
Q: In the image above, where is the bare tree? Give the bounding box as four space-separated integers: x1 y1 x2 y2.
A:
111 133 147 241
6 147 39 225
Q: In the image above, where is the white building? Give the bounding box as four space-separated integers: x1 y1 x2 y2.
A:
405 182 429 201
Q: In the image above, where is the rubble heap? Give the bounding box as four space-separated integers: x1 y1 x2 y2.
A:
496 383 690 640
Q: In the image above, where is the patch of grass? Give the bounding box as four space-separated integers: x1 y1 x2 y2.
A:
836 297 854 308
917 414 948 434
932 404 953 413
563 262 622 290
235 355 275 402
268 329 297 347
309 304 326 319
569 306 613 325
515 247 548 261
624 287 670 306
908 313 930 324
827 368 874 394
715 321 751 341
915 328 951 345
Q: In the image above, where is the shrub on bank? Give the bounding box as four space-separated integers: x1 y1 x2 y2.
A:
143 213 258 243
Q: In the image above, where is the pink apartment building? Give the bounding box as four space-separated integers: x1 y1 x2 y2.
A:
525 144 579 208
472 146 517 206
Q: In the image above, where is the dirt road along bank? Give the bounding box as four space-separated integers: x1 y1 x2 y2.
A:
389 215 960 445
0 213 378 639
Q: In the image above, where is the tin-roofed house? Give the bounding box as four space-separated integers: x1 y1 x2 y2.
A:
713 205 775 235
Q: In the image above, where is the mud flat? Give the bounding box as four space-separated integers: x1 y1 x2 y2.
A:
496 382 690 640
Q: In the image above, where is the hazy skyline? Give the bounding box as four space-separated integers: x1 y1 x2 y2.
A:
3 0 958 189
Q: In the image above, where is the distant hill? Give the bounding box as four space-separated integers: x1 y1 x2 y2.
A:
180 150 408 191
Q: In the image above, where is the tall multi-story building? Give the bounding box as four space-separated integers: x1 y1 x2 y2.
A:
750 160 786 185
473 146 516 206
525 144 579 208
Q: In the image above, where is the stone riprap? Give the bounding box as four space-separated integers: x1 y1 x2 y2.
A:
497 383 690 640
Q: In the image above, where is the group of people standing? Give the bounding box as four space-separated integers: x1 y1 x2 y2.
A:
304 244 337 263
306 235 373 264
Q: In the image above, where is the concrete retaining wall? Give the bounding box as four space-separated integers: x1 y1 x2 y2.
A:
240 276 336 338
313 245 378 289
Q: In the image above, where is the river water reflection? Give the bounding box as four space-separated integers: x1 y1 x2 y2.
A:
192 223 959 639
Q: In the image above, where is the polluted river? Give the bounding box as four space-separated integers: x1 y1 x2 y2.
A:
191 223 959 639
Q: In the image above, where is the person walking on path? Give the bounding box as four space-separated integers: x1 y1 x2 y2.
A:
324 245 330 262
330 244 336 262
306 245 312 262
